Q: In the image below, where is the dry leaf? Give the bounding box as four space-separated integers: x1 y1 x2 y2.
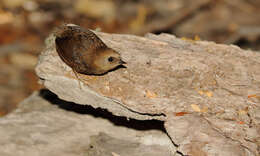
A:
175 112 189 116
248 94 257 98
197 90 213 97
198 90 204 95
205 91 213 97
145 90 157 98
237 121 245 125
191 104 201 112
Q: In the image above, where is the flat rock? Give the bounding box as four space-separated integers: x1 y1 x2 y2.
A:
35 24 260 155
0 91 174 156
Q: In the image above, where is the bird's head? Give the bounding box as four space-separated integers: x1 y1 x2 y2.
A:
93 48 126 74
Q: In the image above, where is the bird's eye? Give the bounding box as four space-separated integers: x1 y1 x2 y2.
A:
108 57 114 62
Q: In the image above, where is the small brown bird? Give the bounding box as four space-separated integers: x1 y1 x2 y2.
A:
55 24 126 76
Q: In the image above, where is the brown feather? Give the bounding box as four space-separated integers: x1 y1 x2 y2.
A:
54 25 125 75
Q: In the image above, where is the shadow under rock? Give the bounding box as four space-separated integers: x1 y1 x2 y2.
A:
39 89 166 132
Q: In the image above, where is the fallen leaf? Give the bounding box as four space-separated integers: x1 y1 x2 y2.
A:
205 91 213 97
198 90 204 95
145 90 157 98
197 90 213 97
175 112 189 116
248 94 257 98
191 104 201 112
237 121 245 125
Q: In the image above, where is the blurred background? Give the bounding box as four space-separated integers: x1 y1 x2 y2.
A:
0 0 260 116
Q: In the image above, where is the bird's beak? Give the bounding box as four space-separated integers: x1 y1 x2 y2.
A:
119 60 127 64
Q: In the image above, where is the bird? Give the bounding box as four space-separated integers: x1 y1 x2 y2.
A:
54 24 126 76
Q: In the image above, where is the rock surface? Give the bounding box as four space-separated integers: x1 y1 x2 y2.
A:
0 91 174 156
35 25 260 155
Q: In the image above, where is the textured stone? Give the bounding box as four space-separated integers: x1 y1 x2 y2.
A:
35 24 260 155
0 91 174 156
